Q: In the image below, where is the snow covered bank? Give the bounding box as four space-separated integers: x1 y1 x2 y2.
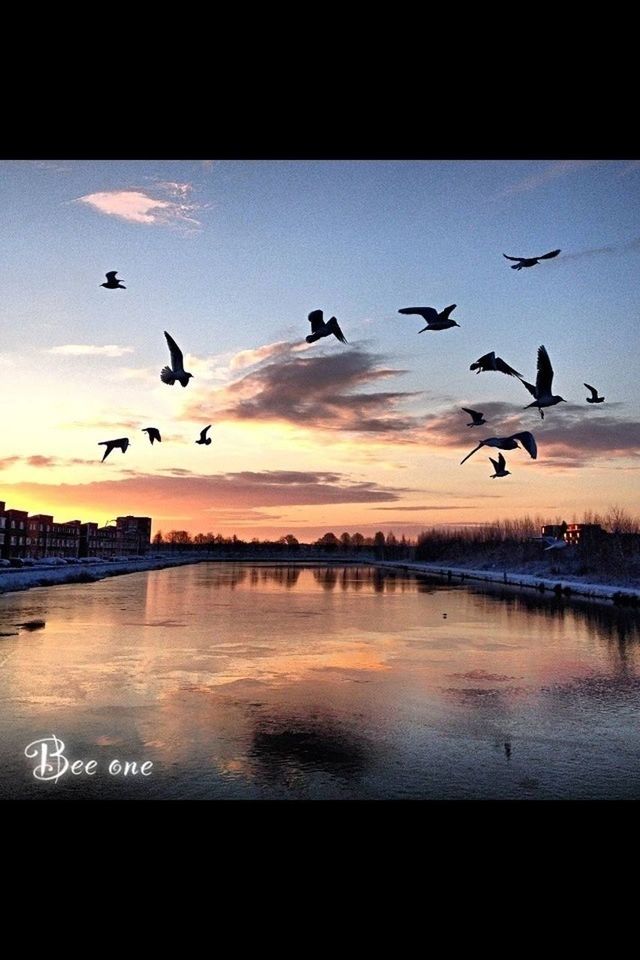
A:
0 555 203 596
373 560 640 605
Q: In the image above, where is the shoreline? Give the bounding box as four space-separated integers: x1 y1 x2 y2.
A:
0 553 638 608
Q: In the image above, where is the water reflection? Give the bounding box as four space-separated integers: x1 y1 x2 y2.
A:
1 563 639 799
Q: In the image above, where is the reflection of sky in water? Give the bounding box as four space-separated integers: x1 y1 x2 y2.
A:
1 564 639 799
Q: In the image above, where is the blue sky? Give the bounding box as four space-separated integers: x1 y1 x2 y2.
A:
0 159 638 537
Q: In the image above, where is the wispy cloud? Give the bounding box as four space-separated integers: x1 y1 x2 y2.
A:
229 341 292 371
186 343 424 436
75 183 201 229
47 344 134 357
550 235 640 264
492 160 599 200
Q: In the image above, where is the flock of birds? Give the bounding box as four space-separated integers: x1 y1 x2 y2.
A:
98 251 606 481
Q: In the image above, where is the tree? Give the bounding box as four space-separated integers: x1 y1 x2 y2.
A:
316 532 339 553
340 532 352 550
152 531 164 545
352 533 365 551
167 530 192 545
279 534 299 547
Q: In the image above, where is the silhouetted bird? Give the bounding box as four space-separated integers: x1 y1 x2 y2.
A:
469 351 522 377
519 345 566 419
161 331 193 387
462 407 486 426
461 431 537 465
142 427 162 444
504 742 511 759
305 310 348 344
196 425 212 445
584 383 605 404
98 437 130 462
503 249 561 270
101 271 126 289
398 304 459 331
489 452 510 478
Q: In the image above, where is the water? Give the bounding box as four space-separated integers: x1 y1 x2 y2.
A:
1 563 640 800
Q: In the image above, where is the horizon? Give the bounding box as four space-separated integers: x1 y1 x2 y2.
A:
1 158 639 538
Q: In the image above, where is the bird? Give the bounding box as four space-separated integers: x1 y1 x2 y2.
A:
305 310 348 344
461 407 486 426
584 383 605 404
461 431 537 465
98 437 130 462
489 452 510 478
398 304 459 331
504 742 512 759
101 271 126 289
539 536 568 552
196 425 212 445
142 427 162 444
161 331 194 387
503 249 561 270
518 345 566 419
469 351 522 378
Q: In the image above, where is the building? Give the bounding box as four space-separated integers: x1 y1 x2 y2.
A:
541 522 567 539
564 523 607 547
0 501 152 561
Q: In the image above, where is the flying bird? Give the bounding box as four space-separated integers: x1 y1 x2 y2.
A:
101 271 126 289
584 383 605 404
503 250 561 270
461 407 486 427
539 536 568 552
518 345 566 419
196 425 212 445
98 437 130 462
161 331 194 387
305 310 348 344
398 304 459 332
461 431 537 465
489 452 510 478
142 427 162 444
469 351 522 378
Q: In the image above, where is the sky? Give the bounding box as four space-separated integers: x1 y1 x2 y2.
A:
0 158 639 540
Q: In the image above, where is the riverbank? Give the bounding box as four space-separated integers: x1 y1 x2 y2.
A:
373 560 640 604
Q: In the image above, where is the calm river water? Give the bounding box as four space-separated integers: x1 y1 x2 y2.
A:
1 563 639 800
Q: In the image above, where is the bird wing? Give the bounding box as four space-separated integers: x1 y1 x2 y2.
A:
494 356 523 378
440 304 457 319
470 351 496 371
519 378 538 398
497 452 506 470
105 271 118 281
584 382 598 399
398 307 438 323
460 442 485 465
511 431 537 459
536 345 554 394
461 407 481 418
199 425 211 440
308 309 324 332
503 254 524 262
538 249 561 260
327 317 348 343
489 455 501 472
164 331 184 370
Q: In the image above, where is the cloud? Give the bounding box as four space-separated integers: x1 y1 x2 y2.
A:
229 341 291 371
0 457 20 470
75 187 201 228
186 344 424 436
550 235 640 264
492 160 599 199
0 470 409 521
47 344 134 357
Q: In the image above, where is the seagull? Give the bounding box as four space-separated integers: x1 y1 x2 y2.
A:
398 304 459 331
518 345 566 419
305 310 348 344
489 452 510 478
584 383 605 404
161 331 194 387
461 407 486 427
101 271 126 289
196 425 212 445
469 351 522 377
98 437 130 462
142 427 162 444
539 536 568 552
503 250 561 270
461 431 537 465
